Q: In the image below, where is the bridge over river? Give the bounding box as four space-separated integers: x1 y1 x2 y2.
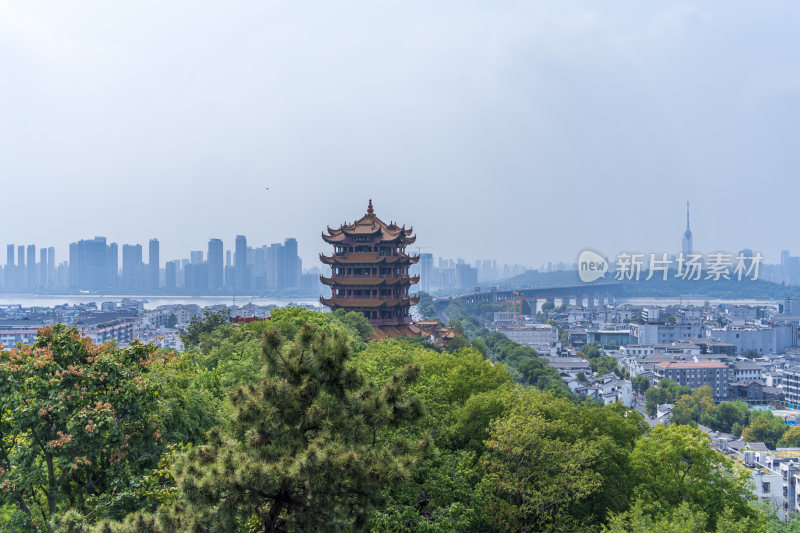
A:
433 282 623 311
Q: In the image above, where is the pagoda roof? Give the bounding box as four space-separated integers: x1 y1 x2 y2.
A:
319 252 420 265
322 200 415 244
320 295 420 308
320 275 420 286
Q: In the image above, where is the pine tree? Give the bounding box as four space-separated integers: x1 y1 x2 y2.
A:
105 322 428 532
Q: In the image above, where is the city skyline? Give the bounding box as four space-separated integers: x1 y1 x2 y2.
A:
0 231 533 294
2 3 800 267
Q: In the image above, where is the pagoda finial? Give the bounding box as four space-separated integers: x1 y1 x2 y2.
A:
367 199 374 216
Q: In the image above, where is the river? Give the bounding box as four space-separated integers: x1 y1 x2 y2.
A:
0 294 322 310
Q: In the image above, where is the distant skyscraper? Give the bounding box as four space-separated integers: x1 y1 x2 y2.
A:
165 260 179 290
208 238 224 291
234 235 249 290
107 243 118 288
122 244 144 290
5 244 16 289
39 248 47 288
190 250 203 264
47 246 55 287
282 237 300 289
69 242 79 288
149 239 160 290
26 245 36 290
76 237 110 291
682 200 693 256
419 253 434 292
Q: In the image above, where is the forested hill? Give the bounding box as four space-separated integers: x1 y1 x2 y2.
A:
0 308 788 532
504 268 800 300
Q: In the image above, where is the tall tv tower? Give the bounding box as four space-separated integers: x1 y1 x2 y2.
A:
682 200 693 256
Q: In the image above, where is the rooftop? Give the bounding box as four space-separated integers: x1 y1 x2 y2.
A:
656 361 727 370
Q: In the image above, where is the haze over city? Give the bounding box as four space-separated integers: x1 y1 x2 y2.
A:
2 1 799 266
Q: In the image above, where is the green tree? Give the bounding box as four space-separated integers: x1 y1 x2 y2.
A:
0 326 173 529
368 450 489 533
415 292 438 321
644 379 691 417
631 375 650 394
352 340 514 530
328 309 376 342
579 342 602 359
603 499 766 533
742 349 759 359
669 387 714 427
628 425 758 530
109 323 429 532
353 340 513 451
742 411 788 449
479 389 647 532
701 400 750 434
778 426 800 448
180 308 231 349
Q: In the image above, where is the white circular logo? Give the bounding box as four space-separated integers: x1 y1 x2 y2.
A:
578 250 608 283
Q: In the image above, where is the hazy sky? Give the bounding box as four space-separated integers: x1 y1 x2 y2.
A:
1 1 798 268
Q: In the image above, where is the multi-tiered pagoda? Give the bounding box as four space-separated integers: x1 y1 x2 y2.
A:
320 200 420 337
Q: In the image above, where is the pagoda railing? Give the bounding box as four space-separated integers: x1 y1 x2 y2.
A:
369 317 413 326
331 294 412 300
331 274 413 279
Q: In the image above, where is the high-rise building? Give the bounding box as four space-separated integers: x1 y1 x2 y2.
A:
190 250 203 264
47 247 55 288
267 243 281 289
455 262 478 290
107 243 118 289
149 239 160 290
253 245 267 290
234 235 249 291
419 253 434 292
39 248 47 288
165 260 179 290
208 238 223 292
74 237 110 291
184 260 208 292
69 242 79 288
5 244 16 289
26 245 36 289
122 244 143 290
282 238 300 289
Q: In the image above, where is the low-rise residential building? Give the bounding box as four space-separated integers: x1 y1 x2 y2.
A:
732 360 763 382
729 380 784 405
654 361 730 401
630 323 704 345
586 329 631 347
620 345 655 357
782 367 800 409
0 319 47 347
708 325 798 355
499 324 558 346
545 356 591 374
